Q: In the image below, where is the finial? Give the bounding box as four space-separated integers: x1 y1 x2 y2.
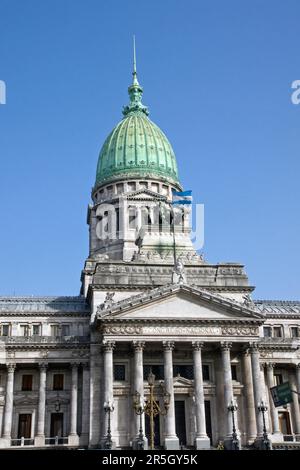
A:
122 36 149 117
132 35 139 86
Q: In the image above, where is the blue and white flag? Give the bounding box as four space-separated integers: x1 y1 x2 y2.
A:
171 190 192 205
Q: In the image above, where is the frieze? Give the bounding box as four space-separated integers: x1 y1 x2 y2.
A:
221 326 259 336
103 325 143 335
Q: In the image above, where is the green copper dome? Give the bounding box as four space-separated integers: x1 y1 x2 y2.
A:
95 64 180 188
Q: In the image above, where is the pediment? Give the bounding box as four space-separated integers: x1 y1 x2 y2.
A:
96 284 264 324
125 188 167 201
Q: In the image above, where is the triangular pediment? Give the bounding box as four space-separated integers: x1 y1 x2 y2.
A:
125 188 167 201
96 284 264 323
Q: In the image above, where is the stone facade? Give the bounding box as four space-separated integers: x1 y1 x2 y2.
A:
0 67 299 450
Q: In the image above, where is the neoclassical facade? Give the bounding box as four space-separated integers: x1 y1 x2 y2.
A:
0 64 300 450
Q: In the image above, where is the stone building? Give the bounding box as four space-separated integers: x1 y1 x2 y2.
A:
0 62 300 450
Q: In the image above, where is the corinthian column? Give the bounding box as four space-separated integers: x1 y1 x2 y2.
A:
2 363 16 441
163 341 179 450
250 344 264 438
35 363 47 446
132 341 147 449
242 350 257 444
101 341 115 447
266 363 281 437
192 342 210 449
68 363 79 446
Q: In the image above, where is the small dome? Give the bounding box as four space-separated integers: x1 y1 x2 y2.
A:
95 70 180 188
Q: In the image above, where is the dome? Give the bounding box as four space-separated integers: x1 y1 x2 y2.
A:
95 68 180 189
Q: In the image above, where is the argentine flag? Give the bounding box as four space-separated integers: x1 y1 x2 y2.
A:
171 190 192 205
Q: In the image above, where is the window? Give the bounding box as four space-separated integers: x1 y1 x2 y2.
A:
116 183 123 194
50 324 60 336
53 374 64 391
32 324 41 336
231 365 238 381
22 374 33 391
127 182 136 192
263 326 272 338
143 365 164 381
274 373 283 386
20 324 29 337
291 327 299 338
114 365 126 381
202 365 210 381
1 324 10 336
173 365 194 380
273 326 283 338
61 324 70 336
129 208 137 228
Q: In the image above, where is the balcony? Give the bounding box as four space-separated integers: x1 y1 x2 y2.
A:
11 438 34 447
45 436 69 446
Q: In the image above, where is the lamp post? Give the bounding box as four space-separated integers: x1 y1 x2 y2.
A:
227 399 239 450
133 370 170 450
103 401 114 449
258 400 271 450
133 392 146 450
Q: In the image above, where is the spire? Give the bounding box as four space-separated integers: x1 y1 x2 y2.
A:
123 36 149 117
132 35 139 86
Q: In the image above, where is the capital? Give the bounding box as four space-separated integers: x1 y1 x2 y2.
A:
70 362 80 370
265 362 275 370
102 340 116 352
7 363 16 373
39 362 48 372
220 341 232 351
163 341 175 351
192 341 204 351
249 342 260 352
82 362 90 371
132 341 145 352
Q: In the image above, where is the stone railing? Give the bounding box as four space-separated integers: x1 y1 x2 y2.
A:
45 436 68 446
11 437 34 447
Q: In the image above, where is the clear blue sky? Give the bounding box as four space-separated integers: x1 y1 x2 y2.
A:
0 0 299 299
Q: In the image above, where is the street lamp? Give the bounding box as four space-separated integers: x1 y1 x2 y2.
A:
103 400 114 449
133 370 170 450
227 399 239 450
133 391 146 450
258 400 271 450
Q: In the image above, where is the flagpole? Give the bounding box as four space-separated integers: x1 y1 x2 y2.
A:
169 203 177 267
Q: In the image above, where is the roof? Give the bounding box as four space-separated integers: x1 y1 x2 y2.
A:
0 296 89 314
254 300 300 315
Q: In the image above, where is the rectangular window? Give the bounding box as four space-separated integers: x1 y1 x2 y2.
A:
231 365 238 381
273 326 283 338
129 208 136 228
50 325 60 336
32 324 41 336
22 374 33 391
116 183 123 194
1 324 10 336
114 365 126 381
20 324 29 337
263 326 272 338
61 324 70 336
291 327 299 338
53 374 64 391
202 365 210 381
143 365 164 381
274 374 283 386
173 365 194 380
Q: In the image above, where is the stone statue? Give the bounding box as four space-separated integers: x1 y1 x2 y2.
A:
242 294 253 307
97 292 115 314
172 258 186 284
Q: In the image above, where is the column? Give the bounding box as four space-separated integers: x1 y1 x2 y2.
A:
102 341 115 446
81 363 90 445
163 341 179 449
2 363 16 442
290 368 300 436
266 363 281 438
35 363 47 446
68 363 79 445
250 343 264 437
132 341 147 448
242 350 257 443
296 364 300 395
192 342 210 449
220 342 236 445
